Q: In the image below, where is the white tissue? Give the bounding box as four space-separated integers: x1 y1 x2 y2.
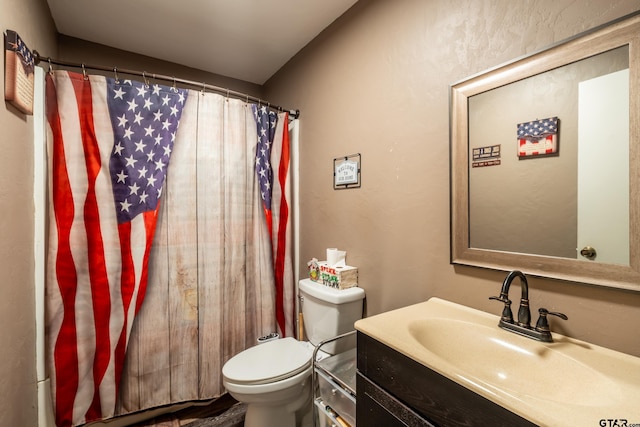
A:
326 248 346 267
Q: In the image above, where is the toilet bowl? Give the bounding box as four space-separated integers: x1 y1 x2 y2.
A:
222 279 365 427
222 337 316 427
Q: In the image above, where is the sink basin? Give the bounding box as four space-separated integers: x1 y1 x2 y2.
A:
355 298 640 426
408 318 617 407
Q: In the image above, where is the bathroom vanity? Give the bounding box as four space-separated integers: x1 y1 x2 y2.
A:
355 298 640 427
356 332 535 426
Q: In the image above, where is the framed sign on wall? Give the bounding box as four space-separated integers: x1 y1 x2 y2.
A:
4 30 34 115
333 153 361 189
517 117 559 158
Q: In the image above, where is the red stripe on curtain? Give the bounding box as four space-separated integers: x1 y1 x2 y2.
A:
46 70 80 427
69 72 112 423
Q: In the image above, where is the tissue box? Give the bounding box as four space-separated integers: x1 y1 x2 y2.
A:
316 261 358 289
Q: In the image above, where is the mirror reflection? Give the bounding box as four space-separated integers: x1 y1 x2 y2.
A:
450 12 640 290
468 46 629 265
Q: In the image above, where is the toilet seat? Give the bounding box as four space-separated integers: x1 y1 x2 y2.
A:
222 337 313 386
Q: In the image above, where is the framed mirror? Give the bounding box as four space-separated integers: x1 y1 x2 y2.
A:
450 12 640 291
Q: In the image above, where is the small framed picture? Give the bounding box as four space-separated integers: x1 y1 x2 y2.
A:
334 153 361 189
517 117 559 158
4 30 34 115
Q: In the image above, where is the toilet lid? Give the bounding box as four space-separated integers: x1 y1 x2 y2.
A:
222 337 313 385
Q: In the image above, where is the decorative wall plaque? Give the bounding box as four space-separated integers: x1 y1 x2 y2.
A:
517 116 559 158
472 144 501 168
4 30 34 115
333 153 361 189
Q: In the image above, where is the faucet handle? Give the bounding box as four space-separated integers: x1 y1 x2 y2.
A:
489 295 514 323
535 308 568 332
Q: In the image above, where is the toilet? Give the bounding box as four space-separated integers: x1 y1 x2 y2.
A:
222 278 365 427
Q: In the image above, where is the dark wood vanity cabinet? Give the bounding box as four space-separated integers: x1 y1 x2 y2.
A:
356 332 538 427
357 372 436 426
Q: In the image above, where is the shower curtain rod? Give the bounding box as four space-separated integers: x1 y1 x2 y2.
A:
33 51 300 119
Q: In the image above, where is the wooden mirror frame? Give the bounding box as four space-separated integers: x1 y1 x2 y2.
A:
450 12 640 291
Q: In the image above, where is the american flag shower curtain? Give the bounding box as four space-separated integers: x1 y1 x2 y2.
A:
45 70 295 426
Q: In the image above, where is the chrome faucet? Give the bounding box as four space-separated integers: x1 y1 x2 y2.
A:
490 270 567 342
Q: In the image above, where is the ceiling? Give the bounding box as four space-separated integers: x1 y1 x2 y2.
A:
46 0 358 85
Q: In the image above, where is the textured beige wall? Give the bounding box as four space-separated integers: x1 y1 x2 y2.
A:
0 0 57 425
265 0 640 356
57 35 264 99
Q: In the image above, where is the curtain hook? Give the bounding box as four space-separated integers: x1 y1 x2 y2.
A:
142 71 149 87
226 88 230 100
81 63 88 80
172 77 177 92
201 82 206 94
113 67 119 83
48 58 53 75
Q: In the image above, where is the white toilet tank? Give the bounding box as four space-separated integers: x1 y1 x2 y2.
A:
299 279 365 354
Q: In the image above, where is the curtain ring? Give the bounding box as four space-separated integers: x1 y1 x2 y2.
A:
172 77 177 92
226 88 230 100
142 71 149 87
82 63 88 80
48 58 53 75
113 67 119 83
201 82 206 94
